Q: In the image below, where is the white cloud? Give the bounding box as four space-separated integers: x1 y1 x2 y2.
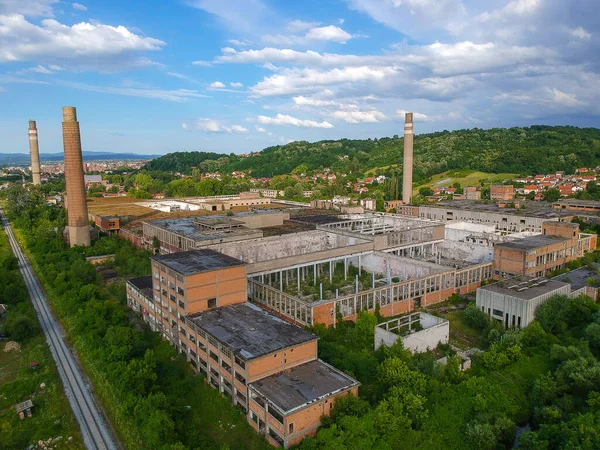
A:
255 126 267 132
228 39 251 47
286 20 320 32
333 109 385 123
477 0 540 23
0 0 57 17
187 0 272 34
72 2 87 11
216 42 549 78
209 81 226 89
0 86 5 92
396 110 429 121
305 26 352 43
59 81 207 101
230 81 243 88
167 72 196 82
569 27 591 40
347 0 465 37
30 65 53 74
256 114 334 128
192 60 212 67
263 24 353 46
185 118 249 133
0 14 165 71
293 95 338 106
251 66 397 97
549 88 585 107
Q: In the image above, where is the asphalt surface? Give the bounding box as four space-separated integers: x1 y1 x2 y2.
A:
1 208 118 450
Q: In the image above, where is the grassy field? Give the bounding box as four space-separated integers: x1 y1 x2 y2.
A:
413 170 519 195
0 342 21 385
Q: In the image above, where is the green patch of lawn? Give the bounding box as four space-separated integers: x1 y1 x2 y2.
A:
0 341 22 386
413 170 519 195
442 310 483 349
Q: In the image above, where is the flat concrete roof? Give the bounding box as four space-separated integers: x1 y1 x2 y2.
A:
495 235 569 250
249 359 358 413
190 302 317 360
553 263 600 291
153 249 245 275
289 214 344 225
147 217 260 242
430 200 574 218
128 276 153 291
554 199 600 207
479 277 569 300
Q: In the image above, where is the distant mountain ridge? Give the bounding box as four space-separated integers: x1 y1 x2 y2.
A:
0 151 159 165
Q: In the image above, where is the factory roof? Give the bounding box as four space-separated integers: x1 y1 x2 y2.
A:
152 249 245 275
553 199 600 208
553 263 600 291
189 302 317 360
128 276 153 291
147 217 261 242
479 277 569 300
289 214 344 225
495 234 569 250
428 199 574 218
249 359 359 414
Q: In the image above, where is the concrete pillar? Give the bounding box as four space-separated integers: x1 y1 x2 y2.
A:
355 275 359 293
320 283 323 300
402 112 414 204
344 258 347 280
279 271 283 292
372 272 375 289
358 255 362 275
62 106 90 247
314 264 317 285
28 120 41 186
329 262 333 283
297 267 300 293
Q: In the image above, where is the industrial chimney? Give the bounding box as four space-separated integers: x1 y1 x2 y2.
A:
402 112 414 204
62 106 90 247
28 120 41 185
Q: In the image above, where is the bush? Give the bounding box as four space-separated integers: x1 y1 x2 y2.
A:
463 303 490 330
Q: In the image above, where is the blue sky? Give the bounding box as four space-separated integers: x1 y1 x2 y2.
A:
0 0 599 155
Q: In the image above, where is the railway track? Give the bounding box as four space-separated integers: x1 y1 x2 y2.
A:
1 209 118 450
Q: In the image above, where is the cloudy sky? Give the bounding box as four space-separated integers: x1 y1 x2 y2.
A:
0 0 598 155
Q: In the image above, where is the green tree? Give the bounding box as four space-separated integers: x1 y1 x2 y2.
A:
545 188 561 202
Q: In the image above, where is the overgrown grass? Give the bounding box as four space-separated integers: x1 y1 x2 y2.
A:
0 225 83 449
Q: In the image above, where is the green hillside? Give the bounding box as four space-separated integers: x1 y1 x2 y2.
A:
144 125 600 180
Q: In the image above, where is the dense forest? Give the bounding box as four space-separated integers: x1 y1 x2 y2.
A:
144 126 600 179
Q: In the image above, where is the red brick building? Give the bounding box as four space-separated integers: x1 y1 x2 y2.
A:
126 249 359 448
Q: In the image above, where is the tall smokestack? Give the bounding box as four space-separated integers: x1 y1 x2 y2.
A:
62 106 90 247
28 120 41 185
402 112 414 204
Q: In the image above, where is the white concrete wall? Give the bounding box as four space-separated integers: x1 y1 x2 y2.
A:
374 313 449 353
360 252 446 279
476 283 571 328
139 201 203 212
402 320 449 353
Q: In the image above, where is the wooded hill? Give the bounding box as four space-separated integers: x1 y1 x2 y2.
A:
144 126 600 180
